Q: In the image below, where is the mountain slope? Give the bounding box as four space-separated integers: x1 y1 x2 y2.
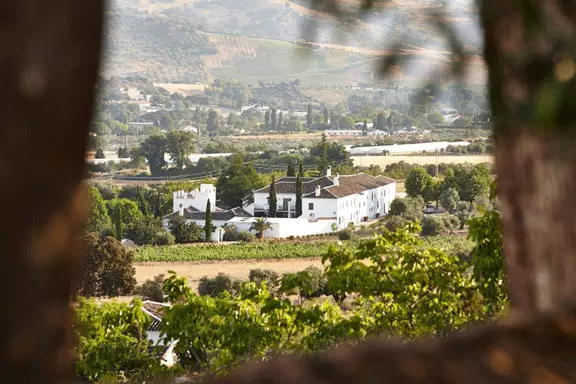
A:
103 0 485 84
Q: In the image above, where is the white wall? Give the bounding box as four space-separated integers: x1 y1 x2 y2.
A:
173 184 216 212
253 192 297 214
161 217 228 230
302 198 337 221
228 217 336 238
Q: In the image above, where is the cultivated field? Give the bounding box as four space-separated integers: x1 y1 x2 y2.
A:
135 259 324 287
352 155 493 167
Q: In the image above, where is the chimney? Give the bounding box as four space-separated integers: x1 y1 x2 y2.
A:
179 204 184 216
334 173 340 186
315 185 321 197
326 166 331 177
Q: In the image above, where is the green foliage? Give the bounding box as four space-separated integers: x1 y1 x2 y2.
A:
269 175 277 217
135 274 165 302
296 173 303 217
217 154 265 209
168 215 203 244
79 233 136 298
249 269 280 292
237 231 256 243
440 187 460 212
135 241 342 262
152 231 176 246
323 224 485 338
74 297 169 382
166 130 195 170
338 228 355 241
87 186 112 235
198 273 243 298
405 166 432 197
421 215 447 236
134 134 168 176
126 216 163 245
205 199 213 241
384 215 407 232
468 209 506 315
106 198 143 239
317 132 329 176
389 196 425 222
250 218 272 239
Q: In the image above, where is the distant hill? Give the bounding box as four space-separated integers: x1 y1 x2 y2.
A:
103 0 486 85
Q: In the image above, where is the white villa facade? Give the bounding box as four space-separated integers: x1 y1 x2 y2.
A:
160 172 396 239
246 170 396 230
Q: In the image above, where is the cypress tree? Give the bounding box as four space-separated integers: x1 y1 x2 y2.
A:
299 160 305 178
278 111 283 130
296 173 303 218
268 175 277 217
318 133 329 176
205 199 213 242
287 161 295 177
265 110 270 131
307 104 313 129
136 186 150 216
114 205 123 240
271 108 277 131
323 106 329 124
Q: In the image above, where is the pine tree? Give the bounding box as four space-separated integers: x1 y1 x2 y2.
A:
205 199 213 242
299 160 305 178
271 108 277 131
318 133 329 176
268 175 277 217
307 104 313 129
296 173 303 218
265 110 270 131
323 106 329 124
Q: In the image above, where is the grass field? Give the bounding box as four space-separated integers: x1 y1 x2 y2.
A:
352 155 493 168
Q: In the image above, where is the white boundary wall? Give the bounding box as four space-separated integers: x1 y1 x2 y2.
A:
227 217 336 238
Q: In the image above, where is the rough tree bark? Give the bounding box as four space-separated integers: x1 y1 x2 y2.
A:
0 1 103 383
482 0 576 313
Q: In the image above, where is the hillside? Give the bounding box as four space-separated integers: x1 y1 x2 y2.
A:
104 0 486 85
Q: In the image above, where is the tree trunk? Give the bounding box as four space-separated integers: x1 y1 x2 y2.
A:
482 0 576 313
0 1 103 382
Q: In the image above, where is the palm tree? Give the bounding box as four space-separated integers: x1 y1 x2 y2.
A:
250 217 272 239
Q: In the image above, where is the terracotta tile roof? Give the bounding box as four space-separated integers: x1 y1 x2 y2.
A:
254 176 334 194
304 174 395 199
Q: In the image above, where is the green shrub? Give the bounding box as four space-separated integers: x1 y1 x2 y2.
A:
152 231 175 246
135 274 165 302
198 273 243 297
300 266 329 298
237 231 255 243
249 269 280 292
384 215 407 232
421 215 446 236
338 229 354 241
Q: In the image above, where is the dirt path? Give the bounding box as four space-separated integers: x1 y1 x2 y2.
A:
135 258 324 287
